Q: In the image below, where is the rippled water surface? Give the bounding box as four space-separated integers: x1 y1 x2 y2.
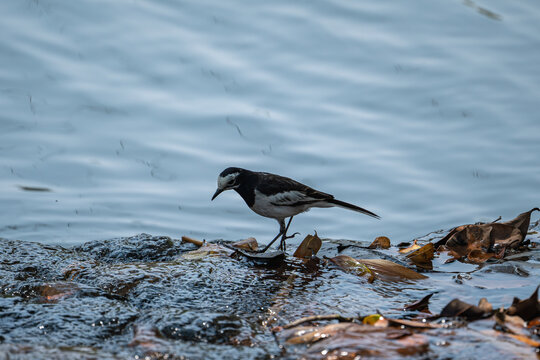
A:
1 1 540 247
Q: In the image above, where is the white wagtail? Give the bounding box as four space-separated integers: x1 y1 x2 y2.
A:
211 167 380 252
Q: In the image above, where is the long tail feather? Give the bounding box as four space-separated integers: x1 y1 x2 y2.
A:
329 199 380 219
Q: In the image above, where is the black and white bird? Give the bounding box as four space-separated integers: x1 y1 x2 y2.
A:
211 167 379 252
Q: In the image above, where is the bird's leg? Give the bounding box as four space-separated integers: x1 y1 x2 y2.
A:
259 220 286 253
279 216 297 251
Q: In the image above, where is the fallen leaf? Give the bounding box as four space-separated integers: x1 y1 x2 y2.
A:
387 318 442 329
39 282 80 303
399 239 421 254
280 314 356 330
406 243 434 269
293 233 322 258
285 322 357 345
362 314 382 325
403 293 434 312
128 324 168 351
358 259 428 281
500 208 540 239
281 323 429 358
181 243 233 259
506 285 540 322
329 255 376 283
477 297 493 314
440 298 492 320
368 236 391 249
434 208 539 262
232 237 258 251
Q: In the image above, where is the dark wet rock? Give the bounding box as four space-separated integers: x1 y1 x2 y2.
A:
157 311 245 344
73 233 193 263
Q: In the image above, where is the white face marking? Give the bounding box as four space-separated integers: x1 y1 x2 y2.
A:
217 172 239 190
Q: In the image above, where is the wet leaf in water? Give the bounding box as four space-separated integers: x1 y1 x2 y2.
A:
362 314 382 325
282 323 429 358
399 239 421 254
368 236 391 249
500 208 540 239
280 314 355 330
329 255 375 283
128 324 168 351
440 298 493 320
293 233 322 258
232 237 258 251
181 243 233 259
403 293 434 312
358 259 428 281
506 285 540 322
387 318 442 329
435 208 539 263
406 243 434 269
39 282 80 303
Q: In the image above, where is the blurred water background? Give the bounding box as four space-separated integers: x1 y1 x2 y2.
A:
1 0 539 246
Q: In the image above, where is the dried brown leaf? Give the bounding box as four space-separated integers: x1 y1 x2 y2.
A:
399 239 421 254
435 209 539 262
368 236 391 249
506 285 540 322
329 255 376 283
358 259 428 281
232 237 258 251
387 318 442 329
403 293 434 312
293 233 322 258
440 298 492 320
406 243 434 269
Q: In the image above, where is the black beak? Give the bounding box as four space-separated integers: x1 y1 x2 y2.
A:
211 188 224 201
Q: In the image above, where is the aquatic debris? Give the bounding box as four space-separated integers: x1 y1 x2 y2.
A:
278 314 357 330
398 239 421 254
231 237 258 251
405 243 434 269
38 282 80 303
293 233 322 258
506 285 540 322
181 243 234 259
402 293 434 313
181 235 204 247
328 255 376 283
439 298 493 320
278 320 430 358
435 208 539 263
368 236 391 249
356 259 428 281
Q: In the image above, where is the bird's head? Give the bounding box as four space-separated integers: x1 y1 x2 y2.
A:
211 167 245 200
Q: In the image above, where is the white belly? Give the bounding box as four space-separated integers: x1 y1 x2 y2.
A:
250 190 331 220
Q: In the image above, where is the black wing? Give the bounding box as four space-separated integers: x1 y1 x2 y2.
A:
256 172 334 206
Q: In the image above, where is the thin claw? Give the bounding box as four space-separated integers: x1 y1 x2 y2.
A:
283 232 300 240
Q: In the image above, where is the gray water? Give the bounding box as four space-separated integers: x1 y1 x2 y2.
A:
1 0 540 247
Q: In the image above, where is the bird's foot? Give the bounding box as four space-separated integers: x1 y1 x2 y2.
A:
277 232 300 251
283 232 300 241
